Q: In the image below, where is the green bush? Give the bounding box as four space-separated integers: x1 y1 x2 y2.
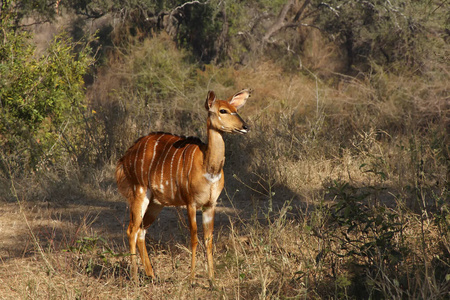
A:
0 19 94 173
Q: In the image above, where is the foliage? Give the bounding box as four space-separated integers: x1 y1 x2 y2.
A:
11 0 445 70
312 0 449 71
0 0 59 28
0 17 95 172
325 180 404 298
175 1 223 62
315 178 450 299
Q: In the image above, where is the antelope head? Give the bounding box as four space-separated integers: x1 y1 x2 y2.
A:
205 89 250 134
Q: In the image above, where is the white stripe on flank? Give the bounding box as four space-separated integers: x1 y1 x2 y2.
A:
159 136 177 194
176 143 187 202
140 136 150 186
182 144 191 195
169 146 181 199
186 146 198 194
134 139 144 180
147 134 165 188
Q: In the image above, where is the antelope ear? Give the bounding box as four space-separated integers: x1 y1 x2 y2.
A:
205 90 216 110
229 89 251 110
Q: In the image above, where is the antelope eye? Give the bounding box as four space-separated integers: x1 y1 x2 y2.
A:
219 109 228 114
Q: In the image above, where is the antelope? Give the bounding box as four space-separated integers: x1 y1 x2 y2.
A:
115 89 250 283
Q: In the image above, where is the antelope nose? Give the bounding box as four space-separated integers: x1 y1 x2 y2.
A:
243 124 249 131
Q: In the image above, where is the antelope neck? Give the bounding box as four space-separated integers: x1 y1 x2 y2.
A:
204 127 225 175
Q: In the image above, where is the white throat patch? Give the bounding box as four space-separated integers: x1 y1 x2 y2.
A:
203 173 222 183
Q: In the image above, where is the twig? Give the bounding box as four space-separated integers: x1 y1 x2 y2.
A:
319 2 340 17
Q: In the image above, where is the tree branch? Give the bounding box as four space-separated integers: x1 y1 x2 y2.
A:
319 2 340 17
293 0 312 22
262 0 318 44
171 0 210 13
162 0 210 37
262 0 294 43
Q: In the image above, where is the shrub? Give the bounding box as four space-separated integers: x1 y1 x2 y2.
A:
0 17 95 174
312 0 449 72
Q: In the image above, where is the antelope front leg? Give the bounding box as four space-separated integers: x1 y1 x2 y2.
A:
202 206 215 282
186 204 198 282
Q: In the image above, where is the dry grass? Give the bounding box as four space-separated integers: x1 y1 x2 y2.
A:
2 176 448 299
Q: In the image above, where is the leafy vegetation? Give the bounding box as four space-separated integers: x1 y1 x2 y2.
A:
0 0 448 299
0 13 94 172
